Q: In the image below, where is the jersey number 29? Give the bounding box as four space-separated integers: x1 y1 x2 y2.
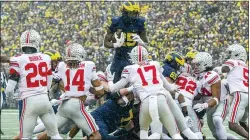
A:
25 62 48 88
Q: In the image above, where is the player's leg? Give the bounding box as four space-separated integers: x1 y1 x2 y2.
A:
228 92 249 138
69 99 100 139
206 107 218 139
157 95 182 139
239 106 249 132
37 94 61 139
212 99 230 139
139 97 161 139
165 91 198 139
20 98 38 139
187 105 203 139
59 120 75 135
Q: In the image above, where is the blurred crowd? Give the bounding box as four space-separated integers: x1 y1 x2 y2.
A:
1 1 249 71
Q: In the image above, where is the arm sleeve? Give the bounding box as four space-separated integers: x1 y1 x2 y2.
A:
222 59 236 71
108 78 129 93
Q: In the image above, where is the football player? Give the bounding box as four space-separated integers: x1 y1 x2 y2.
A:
53 43 104 139
104 1 148 83
221 44 249 139
192 52 229 139
68 92 135 140
212 66 238 139
175 64 203 139
161 52 199 139
5 29 62 139
107 45 183 139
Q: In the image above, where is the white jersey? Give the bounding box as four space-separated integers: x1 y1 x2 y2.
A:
121 61 165 101
175 73 198 106
56 61 98 97
220 79 229 101
197 71 221 102
9 53 52 99
223 59 248 94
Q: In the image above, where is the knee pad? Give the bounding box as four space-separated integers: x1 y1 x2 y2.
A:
213 116 223 127
50 134 63 139
195 132 203 139
172 134 183 139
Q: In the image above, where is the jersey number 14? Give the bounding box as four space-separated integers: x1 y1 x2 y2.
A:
65 69 85 91
137 65 159 86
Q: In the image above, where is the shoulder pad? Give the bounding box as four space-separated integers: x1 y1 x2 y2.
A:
224 59 237 67
14 54 22 57
204 71 220 86
9 57 20 67
111 16 121 25
137 17 146 23
162 64 178 80
122 65 136 75
42 53 51 61
84 61 96 71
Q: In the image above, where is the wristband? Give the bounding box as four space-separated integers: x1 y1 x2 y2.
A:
182 110 188 117
180 102 187 107
126 86 134 93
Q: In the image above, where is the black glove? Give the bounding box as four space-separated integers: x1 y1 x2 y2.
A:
110 91 122 101
182 110 188 117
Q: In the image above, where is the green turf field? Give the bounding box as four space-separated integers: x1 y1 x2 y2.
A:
1 109 244 139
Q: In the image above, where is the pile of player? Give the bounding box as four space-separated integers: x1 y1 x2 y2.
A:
1 27 248 140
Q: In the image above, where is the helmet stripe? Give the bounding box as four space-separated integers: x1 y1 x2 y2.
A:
26 31 30 43
138 45 142 62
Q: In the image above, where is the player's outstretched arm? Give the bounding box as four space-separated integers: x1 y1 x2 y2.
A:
208 81 221 107
104 29 115 48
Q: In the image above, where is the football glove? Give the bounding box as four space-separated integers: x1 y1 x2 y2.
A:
113 32 125 48
106 65 115 82
132 34 146 46
193 103 208 112
185 116 194 128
